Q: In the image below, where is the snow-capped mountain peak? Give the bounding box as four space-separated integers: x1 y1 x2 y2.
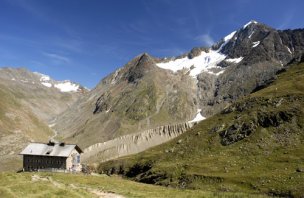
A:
243 20 258 29
223 31 237 42
34 72 85 93
155 28 241 77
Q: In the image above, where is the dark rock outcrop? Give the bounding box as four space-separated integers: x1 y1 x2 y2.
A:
218 96 302 145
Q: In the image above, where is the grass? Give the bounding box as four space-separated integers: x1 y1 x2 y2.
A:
98 63 304 197
0 172 267 198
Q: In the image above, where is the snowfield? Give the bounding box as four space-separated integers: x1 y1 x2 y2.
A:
155 30 240 77
156 49 227 76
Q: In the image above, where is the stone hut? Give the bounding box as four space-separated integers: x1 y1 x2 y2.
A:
20 141 83 172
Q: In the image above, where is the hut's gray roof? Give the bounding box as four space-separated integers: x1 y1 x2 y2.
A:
20 142 83 157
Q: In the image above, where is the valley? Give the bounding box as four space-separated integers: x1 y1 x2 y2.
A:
0 68 86 171
0 19 304 197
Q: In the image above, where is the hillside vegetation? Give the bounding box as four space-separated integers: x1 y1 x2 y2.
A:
98 62 304 197
0 172 267 198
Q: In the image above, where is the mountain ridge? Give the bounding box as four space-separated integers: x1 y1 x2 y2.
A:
0 67 87 122
53 21 304 154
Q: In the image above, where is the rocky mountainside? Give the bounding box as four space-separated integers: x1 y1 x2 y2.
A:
54 54 198 148
99 62 304 197
53 21 304 154
0 67 86 171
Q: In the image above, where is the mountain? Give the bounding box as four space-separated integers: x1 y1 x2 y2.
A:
53 21 304 157
0 67 87 171
99 61 304 197
0 67 87 122
54 53 199 148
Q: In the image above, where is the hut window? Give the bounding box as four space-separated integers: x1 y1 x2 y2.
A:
76 155 80 163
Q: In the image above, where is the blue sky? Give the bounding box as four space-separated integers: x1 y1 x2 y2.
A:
0 0 303 88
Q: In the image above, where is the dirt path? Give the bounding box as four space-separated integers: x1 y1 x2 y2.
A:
70 184 124 198
32 174 125 198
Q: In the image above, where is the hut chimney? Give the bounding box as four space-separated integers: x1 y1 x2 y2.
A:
47 140 55 146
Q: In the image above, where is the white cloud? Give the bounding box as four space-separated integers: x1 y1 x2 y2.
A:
195 34 215 47
43 52 70 64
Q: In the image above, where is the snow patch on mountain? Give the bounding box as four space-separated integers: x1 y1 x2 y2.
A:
54 81 79 92
34 72 81 92
252 41 260 48
188 109 205 123
40 75 50 81
156 30 241 76
248 31 254 39
243 20 258 29
224 31 237 42
217 31 237 51
156 50 226 76
41 82 52 88
225 57 244 63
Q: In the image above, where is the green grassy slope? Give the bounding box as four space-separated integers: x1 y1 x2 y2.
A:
98 63 304 197
0 172 268 198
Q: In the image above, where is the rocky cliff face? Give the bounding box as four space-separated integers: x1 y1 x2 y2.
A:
53 21 304 163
